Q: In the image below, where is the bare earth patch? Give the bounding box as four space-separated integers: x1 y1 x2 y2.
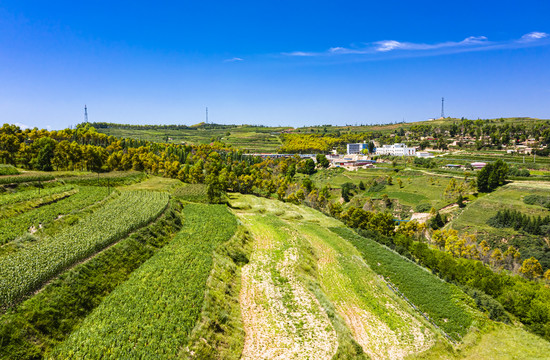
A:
239 218 338 360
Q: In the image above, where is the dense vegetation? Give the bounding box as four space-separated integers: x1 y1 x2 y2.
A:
0 164 19 175
0 202 182 359
0 191 168 307
52 203 238 359
523 194 550 209
477 159 509 192
487 208 550 235
0 186 108 246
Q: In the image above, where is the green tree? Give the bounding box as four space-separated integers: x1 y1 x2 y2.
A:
315 154 330 168
519 257 543 279
34 137 57 171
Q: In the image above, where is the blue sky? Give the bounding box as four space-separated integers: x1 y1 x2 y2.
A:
1 1 549 129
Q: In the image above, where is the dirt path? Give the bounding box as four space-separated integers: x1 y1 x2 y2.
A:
238 215 338 360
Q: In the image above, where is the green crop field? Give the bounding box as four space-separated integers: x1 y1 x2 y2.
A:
95 124 289 153
331 227 477 341
0 186 110 247
0 190 168 307
52 203 238 359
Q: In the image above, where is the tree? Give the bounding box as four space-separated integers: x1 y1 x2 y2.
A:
367 141 375 154
457 194 465 208
358 180 365 190
34 137 56 171
297 158 316 175
519 257 543 279
206 173 223 203
302 178 314 193
341 182 356 202
316 154 330 168
429 212 445 230
477 160 508 192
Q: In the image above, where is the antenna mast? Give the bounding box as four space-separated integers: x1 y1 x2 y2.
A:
84 105 89 123
441 97 445 118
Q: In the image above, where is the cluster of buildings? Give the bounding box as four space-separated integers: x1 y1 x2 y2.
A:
346 142 417 157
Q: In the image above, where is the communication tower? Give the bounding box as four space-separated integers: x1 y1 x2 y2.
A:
84 105 89 123
441 97 445 118
206 107 209 124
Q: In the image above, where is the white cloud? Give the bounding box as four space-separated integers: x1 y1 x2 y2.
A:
375 40 405 52
520 31 548 41
224 57 244 62
14 122 30 130
374 36 488 52
283 51 316 57
283 32 547 59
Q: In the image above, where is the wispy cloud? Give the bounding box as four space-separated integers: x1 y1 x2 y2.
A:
284 32 548 58
14 122 30 130
520 31 548 42
224 57 244 62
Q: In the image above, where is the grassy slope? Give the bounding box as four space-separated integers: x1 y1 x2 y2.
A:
449 182 550 267
96 125 287 152
309 168 458 211
232 194 443 359
230 194 550 359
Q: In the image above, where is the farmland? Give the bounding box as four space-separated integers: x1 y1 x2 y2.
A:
52 203 238 358
228 194 550 359
93 123 288 153
1 117 550 358
0 190 168 307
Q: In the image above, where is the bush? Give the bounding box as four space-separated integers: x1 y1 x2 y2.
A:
523 194 550 209
415 203 431 212
0 164 19 175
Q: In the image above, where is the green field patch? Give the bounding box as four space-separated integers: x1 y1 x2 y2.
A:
300 223 437 358
173 183 208 203
52 203 237 359
330 227 477 342
0 186 110 247
0 191 169 307
0 201 182 359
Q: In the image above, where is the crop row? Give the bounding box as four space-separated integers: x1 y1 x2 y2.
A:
0 190 169 307
0 184 75 207
173 183 208 203
330 227 475 341
0 164 19 176
51 203 237 359
62 171 146 186
0 174 55 185
0 186 109 245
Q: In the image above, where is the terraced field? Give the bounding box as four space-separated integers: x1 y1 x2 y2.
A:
0 190 169 307
52 203 238 359
232 194 443 359
0 186 110 246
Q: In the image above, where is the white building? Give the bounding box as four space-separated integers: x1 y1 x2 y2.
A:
375 143 416 156
346 143 368 155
